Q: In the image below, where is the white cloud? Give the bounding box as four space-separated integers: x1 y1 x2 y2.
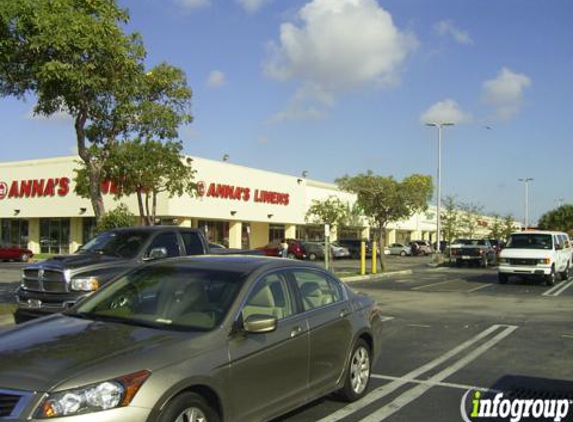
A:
175 0 210 10
206 70 227 88
269 83 335 124
482 67 531 120
237 0 272 13
434 20 473 45
264 0 418 92
420 98 471 125
26 109 73 124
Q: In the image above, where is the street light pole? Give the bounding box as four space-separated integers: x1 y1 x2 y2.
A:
426 122 454 253
518 178 533 229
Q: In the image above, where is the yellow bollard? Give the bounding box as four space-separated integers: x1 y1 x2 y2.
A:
371 241 377 274
360 241 366 276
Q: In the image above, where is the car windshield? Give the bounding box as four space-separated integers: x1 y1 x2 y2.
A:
506 234 553 250
78 231 150 259
71 265 245 331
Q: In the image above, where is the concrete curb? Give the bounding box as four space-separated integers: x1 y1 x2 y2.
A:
341 269 413 283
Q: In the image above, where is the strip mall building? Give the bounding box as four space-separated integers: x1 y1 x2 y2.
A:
0 155 446 254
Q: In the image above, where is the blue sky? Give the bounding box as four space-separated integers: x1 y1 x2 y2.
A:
1 0 572 223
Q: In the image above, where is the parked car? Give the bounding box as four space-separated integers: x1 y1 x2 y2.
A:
337 239 372 259
387 243 412 256
449 238 497 267
0 241 33 262
258 239 306 259
329 242 351 259
410 240 433 256
498 231 572 285
302 241 325 261
15 226 210 323
0 256 383 422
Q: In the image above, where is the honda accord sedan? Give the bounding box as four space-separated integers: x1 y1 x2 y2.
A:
0 255 383 422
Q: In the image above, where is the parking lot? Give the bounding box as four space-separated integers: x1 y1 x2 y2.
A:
1 258 572 421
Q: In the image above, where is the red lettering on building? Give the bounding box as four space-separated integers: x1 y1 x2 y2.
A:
3 177 71 199
58 178 70 196
203 183 289 206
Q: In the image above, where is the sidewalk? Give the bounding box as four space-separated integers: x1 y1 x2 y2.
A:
0 313 14 327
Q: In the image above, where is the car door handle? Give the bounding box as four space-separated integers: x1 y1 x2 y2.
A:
290 326 303 338
339 309 349 318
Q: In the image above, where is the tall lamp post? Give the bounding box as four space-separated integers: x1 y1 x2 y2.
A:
426 122 454 253
518 178 533 229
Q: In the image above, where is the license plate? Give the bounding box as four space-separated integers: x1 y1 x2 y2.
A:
27 299 42 309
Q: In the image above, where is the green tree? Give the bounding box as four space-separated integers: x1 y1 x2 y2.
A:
488 214 505 240
342 202 366 228
95 204 136 234
538 205 573 235
441 196 462 245
76 140 196 225
501 214 518 241
0 1 192 221
337 172 433 270
459 202 484 238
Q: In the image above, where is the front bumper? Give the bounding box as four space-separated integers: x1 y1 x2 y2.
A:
14 288 86 322
9 404 151 422
498 264 552 276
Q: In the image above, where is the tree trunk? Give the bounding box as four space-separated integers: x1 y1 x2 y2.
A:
144 192 152 226
75 112 105 221
136 189 145 225
152 191 157 225
379 226 387 271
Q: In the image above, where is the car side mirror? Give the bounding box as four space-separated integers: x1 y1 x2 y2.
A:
145 247 168 261
243 314 278 334
555 244 563 251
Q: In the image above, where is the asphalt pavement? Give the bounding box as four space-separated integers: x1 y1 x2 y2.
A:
1 258 572 421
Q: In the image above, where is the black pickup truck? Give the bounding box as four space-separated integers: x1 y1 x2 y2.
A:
15 226 211 323
449 238 497 267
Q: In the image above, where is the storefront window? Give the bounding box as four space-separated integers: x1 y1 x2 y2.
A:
198 220 229 247
82 218 97 245
0 219 29 248
269 224 285 242
339 226 361 240
40 218 70 254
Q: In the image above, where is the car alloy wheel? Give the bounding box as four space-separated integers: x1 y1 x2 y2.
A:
546 267 556 286
175 408 207 422
309 253 317 261
19 253 30 262
400 251 406 256
159 392 220 422
337 339 371 401
350 345 370 395
287 253 296 259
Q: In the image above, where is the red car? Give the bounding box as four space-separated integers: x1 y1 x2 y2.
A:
258 239 307 259
0 241 33 262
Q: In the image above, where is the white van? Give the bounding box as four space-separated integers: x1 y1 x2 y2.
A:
498 230 572 285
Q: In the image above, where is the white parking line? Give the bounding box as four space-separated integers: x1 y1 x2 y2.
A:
358 325 518 422
466 284 494 293
411 279 456 291
542 279 573 297
313 324 517 422
371 374 495 393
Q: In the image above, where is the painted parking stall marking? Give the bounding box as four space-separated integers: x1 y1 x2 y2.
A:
314 324 518 422
542 278 573 297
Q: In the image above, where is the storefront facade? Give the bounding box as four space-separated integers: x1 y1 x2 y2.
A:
0 155 456 254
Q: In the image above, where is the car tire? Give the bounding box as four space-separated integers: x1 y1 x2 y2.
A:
337 339 371 402
559 262 570 281
400 251 406 256
19 253 30 263
309 253 317 261
498 273 508 284
158 392 220 422
287 253 296 259
545 267 556 286
481 256 488 268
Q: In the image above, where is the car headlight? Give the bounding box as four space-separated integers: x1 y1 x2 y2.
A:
71 277 100 292
537 258 551 265
37 370 150 418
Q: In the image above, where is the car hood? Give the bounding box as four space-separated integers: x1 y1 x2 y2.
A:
26 253 125 271
0 315 205 392
500 249 552 259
